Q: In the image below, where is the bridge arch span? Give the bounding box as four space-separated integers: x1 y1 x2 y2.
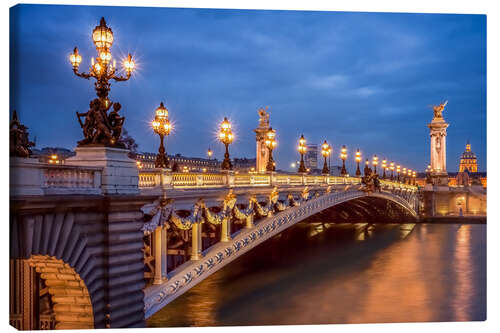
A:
10 211 105 329
144 189 418 317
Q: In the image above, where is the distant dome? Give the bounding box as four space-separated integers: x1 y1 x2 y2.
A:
459 141 478 173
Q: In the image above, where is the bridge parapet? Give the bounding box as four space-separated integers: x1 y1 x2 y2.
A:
10 157 103 196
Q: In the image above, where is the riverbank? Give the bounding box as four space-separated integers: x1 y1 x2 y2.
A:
419 215 486 224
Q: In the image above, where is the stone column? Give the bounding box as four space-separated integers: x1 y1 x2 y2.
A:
221 218 231 242
428 112 449 186
153 227 163 285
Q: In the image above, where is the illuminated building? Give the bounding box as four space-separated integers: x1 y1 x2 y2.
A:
459 141 478 173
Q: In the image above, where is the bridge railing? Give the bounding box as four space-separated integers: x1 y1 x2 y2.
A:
138 170 371 191
11 158 103 196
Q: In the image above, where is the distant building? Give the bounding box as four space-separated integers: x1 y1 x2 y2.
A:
32 147 75 164
132 152 220 172
459 141 478 172
304 144 318 169
233 158 257 172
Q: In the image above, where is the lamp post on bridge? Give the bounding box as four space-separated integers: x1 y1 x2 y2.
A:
207 148 213 159
390 161 395 181
396 165 401 183
219 117 234 170
382 158 387 179
412 171 417 185
70 18 135 107
265 127 277 172
407 169 412 184
340 145 348 176
355 148 362 177
402 167 407 184
321 140 331 175
152 102 172 169
372 155 378 175
297 134 307 173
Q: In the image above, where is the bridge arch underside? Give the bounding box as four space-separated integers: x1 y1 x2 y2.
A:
305 195 417 224
144 190 417 317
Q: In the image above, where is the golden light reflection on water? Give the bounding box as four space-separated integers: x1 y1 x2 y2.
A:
453 225 472 321
148 223 485 327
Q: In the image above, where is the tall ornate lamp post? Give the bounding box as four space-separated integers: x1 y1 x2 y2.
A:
265 128 277 172
382 158 387 179
298 134 307 173
70 17 135 104
69 17 135 147
407 169 412 184
412 171 417 185
402 167 407 184
207 148 213 159
152 102 172 169
340 145 348 176
396 165 401 182
321 140 331 175
389 162 395 181
219 117 234 170
355 148 362 177
372 155 378 174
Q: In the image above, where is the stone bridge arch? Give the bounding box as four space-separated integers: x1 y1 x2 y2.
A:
144 189 418 317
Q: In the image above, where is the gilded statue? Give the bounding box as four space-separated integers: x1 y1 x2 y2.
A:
258 106 270 128
432 100 448 119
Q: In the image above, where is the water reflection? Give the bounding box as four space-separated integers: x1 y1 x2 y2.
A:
148 222 486 327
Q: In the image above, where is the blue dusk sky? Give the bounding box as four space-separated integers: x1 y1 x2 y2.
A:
10 4 486 172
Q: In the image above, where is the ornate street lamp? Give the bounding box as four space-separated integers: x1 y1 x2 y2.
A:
70 17 135 103
355 148 362 177
407 169 412 184
207 148 213 159
402 167 407 183
382 158 387 179
152 102 172 169
297 134 307 173
340 145 348 176
372 155 378 174
364 158 371 176
396 165 401 182
321 140 331 175
389 161 395 181
265 127 277 172
219 117 234 170
412 171 417 185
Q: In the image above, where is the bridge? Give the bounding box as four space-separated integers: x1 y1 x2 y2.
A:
10 162 417 329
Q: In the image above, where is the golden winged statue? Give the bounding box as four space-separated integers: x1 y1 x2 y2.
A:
433 100 448 119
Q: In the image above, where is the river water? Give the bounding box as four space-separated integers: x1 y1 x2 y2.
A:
147 222 486 327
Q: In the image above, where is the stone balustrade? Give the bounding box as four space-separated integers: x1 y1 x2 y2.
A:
10 157 103 196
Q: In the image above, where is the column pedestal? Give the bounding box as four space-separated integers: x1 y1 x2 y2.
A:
65 146 139 195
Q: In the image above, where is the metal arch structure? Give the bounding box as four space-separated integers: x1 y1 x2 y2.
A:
143 187 418 318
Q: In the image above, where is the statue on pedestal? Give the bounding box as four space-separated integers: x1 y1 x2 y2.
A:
258 106 270 128
76 98 125 147
10 111 35 158
432 100 448 119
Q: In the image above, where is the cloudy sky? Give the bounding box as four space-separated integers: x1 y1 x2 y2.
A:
10 4 486 172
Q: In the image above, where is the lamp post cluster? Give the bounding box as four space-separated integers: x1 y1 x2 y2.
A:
298 135 307 173
151 102 172 168
321 141 332 175
355 148 362 177
70 17 135 103
265 128 277 172
219 117 234 170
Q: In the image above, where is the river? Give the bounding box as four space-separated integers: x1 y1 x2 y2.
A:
147 221 486 327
